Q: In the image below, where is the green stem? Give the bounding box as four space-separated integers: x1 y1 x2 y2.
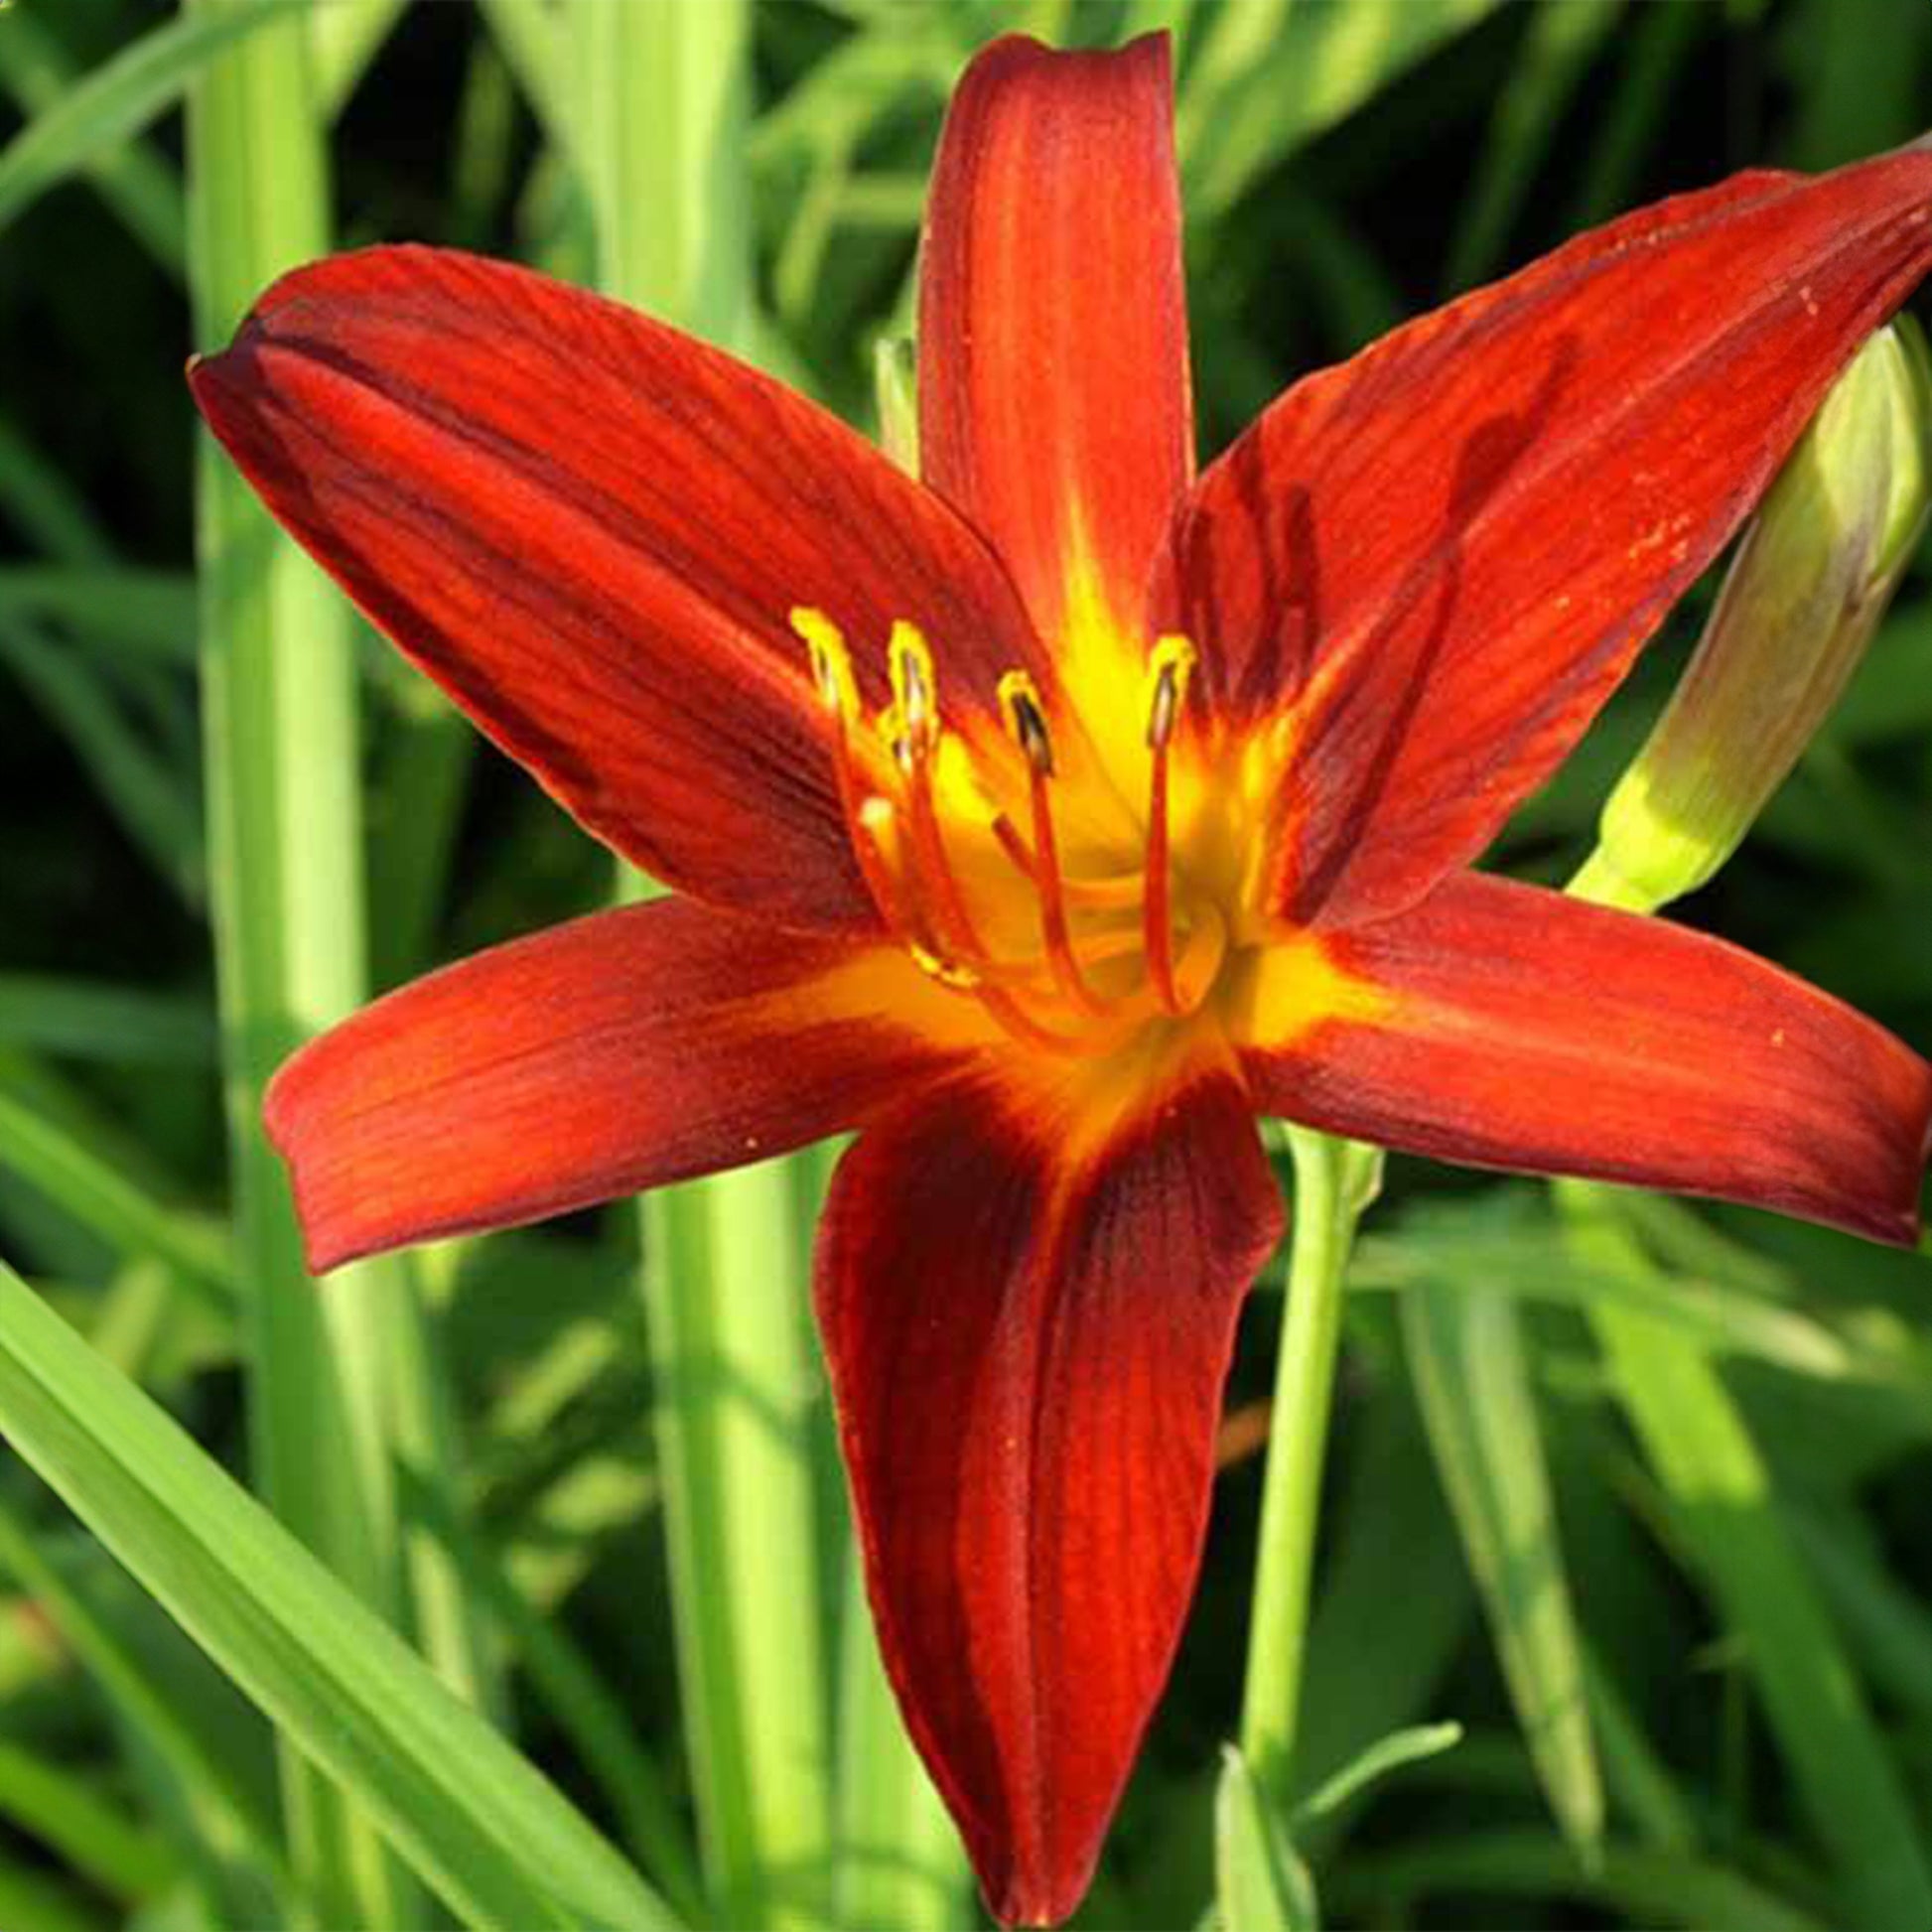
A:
832 1542 962 1932
1239 1127 1375 1795
187 2 484 1919
567 3 830 1924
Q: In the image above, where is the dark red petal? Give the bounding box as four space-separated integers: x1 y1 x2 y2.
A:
267 897 979 1272
1236 872 1932 1245
191 247 1045 932
920 34 1191 644
816 1060 1283 1925
1156 150 1932 927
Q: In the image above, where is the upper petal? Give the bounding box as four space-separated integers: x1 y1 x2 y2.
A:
816 1052 1282 1925
1156 148 1932 927
269 895 987 1272
1233 872 1932 1246
192 246 1046 933
920 34 1192 665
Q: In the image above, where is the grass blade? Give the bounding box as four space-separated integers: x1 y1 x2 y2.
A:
0 3 186 273
1294 1723 1463 1828
0 421 114 565
1181 0 1506 220
0 1 304 238
0 1259 678 1932
1214 1746 1318 1932
187 1 485 1919
0 567 200 665
1331 1829 1829 1932
0 1498 285 1903
0 1089 230 1310
570 1 830 1922
0 619 205 905
832 1543 963 1932
1444 0 1622 291
0 1735 174 1903
1404 1284 1603 1856
0 976 212 1067
309 0 411 122
1565 1184 1932 1931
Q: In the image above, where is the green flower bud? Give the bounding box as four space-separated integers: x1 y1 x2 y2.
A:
1575 316 1932 915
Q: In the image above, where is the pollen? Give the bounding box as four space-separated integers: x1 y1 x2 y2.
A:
790 605 857 721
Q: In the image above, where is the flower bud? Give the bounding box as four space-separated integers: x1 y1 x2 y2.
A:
1575 317 1932 914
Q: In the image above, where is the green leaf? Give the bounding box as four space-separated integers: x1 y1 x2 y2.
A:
0 3 186 274
309 0 412 121
0 621 205 906
1292 1391 1473 1853
832 1541 965 1932
1214 1746 1318 1932
0 1258 680 1932
0 977 213 1068
1403 1286 1603 1856
1293 1723 1464 1827
1445 0 1622 290
478 0 565 148
0 1089 231 1310
0 1500 286 1907
570 4 833 1925
1331 1829 1830 1932
0 568 200 665
188 5 496 1919
1179 0 1507 219
0 1 305 238
1565 1184 1932 1932
0 1734 176 1903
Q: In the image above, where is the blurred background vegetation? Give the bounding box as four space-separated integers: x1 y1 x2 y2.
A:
0 1 1929 1928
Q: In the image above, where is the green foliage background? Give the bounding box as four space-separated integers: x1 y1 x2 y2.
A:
0 2 1928 1929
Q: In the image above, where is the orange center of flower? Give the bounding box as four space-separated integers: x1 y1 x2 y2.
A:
792 608 1241 1058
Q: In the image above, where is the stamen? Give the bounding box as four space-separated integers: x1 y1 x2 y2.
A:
790 605 858 721
1143 633 1198 1016
1000 672 1111 1018
793 610 1145 1060
997 669 1054 776
790 608 911 939
879 625 997 977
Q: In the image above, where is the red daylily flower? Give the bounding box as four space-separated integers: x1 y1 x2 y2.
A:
191 34 1932 1927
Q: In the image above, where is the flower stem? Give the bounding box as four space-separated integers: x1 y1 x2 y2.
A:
568 5 831 1926
1239 1127 1377 1797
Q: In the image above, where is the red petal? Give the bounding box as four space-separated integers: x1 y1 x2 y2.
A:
267 897 979 1272
1157 150 1932 926
192 247 1045 932
1236 872 1932 1245
816 1059 1283 1925
920 34 1191 644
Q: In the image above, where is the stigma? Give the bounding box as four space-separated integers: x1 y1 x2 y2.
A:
789 607 1228 1057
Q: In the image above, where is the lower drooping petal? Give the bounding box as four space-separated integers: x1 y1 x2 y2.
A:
191 247 1045 933
815 1057 1285 1926
1235 872 1932 1245
268 897 986 1273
